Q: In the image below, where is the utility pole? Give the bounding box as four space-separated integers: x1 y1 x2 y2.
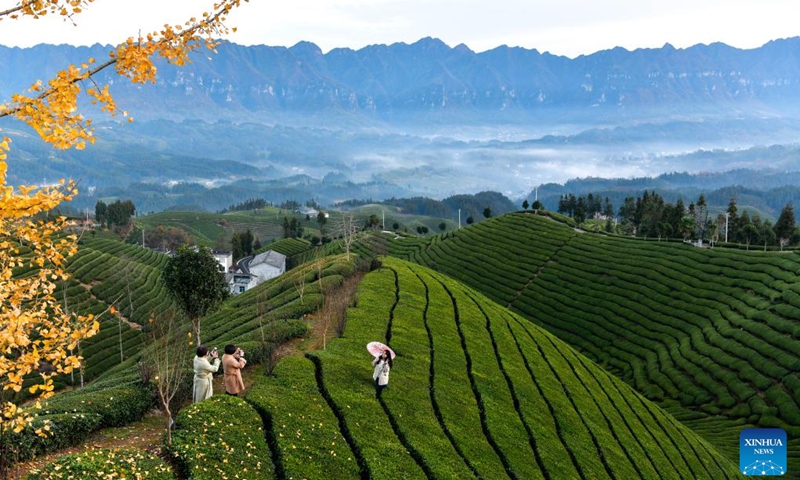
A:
458 209 461 229
142 228 145 247
382 209 385 230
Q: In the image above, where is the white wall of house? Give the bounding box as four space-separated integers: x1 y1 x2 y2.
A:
250 252 285 282
228 250 286 295
214 251 233 272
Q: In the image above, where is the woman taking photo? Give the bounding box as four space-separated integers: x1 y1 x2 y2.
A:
193 345 220 403
222 344 247 396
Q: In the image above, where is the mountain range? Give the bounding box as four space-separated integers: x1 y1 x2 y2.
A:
3 37 800 124
5 37 800 211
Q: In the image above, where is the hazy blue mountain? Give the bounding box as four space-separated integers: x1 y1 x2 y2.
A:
7 38 800 213
3 37 800 124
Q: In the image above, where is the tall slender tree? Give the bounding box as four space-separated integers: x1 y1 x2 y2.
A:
726 197 739 242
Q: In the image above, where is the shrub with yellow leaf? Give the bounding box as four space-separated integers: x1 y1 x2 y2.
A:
0 164 98 413
0 161 100 473
0 1 248 476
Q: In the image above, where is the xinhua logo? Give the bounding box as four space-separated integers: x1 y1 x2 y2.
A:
740 428 787 476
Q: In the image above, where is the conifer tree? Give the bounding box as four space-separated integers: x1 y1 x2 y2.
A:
774 203 796 249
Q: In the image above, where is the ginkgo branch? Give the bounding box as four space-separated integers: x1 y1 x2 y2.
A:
0 0 247 150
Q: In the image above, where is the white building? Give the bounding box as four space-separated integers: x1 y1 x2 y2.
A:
297 206 329 218
228 250 287 295
213 251 233 273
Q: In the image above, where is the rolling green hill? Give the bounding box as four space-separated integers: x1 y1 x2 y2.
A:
135 205 460 252
257 237 313 257
360 211 800 473
244 257 741 478
13 230 748 478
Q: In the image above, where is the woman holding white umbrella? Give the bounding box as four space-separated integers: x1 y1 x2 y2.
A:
368 342 395 398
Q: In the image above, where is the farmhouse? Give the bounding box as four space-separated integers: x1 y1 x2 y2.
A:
213 250 233 272
296 206 329 218
228 249 287 294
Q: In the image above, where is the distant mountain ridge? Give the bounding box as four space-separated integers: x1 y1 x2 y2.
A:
3 37 800 123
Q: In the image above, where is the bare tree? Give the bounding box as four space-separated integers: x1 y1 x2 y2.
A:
146 309 193 445
117 261 137 362
295 269 307 305
333 211 359 259
60 284 86 388
315 259 331 350
255 292 283 376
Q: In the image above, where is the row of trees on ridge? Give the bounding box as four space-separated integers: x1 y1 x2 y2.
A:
556 191 798 248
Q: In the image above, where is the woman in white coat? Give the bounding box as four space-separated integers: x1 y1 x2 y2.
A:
193 345 220 403
372 350 392 398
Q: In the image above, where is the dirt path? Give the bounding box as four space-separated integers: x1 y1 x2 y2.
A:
10 368 265 479
77 280 143 331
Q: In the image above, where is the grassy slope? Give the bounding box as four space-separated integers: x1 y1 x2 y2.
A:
369 211 800 474
350 203 460 232
135 209 316 247
135 206 459 251
27 236 178 391
248 257 742 479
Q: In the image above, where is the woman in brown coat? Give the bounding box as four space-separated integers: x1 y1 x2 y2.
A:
222 344 247 395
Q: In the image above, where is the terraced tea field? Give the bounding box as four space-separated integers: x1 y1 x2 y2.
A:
199 253 356 349
260 237 313 257
42 237 178 389
247 258 741 479
17 230 751 478
7 248 364 475
136 210 308 247
369 212 800 472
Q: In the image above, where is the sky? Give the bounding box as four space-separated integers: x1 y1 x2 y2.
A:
0 0 797 58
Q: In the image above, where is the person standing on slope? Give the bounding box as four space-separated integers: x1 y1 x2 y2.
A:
222 344 247 396
372 349 392 398
193 345 220 403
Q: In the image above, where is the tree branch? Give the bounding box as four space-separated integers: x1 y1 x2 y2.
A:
0 0 245 148
0 0 93 20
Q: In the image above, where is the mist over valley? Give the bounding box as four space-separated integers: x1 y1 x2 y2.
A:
5 38 800 212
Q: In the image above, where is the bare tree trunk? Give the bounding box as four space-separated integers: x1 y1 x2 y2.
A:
316 259 328 349
163 403 173 445
120 265 136 361
193 318 202 347
118 304 124 362
148 309 192 445
322 302 332 351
